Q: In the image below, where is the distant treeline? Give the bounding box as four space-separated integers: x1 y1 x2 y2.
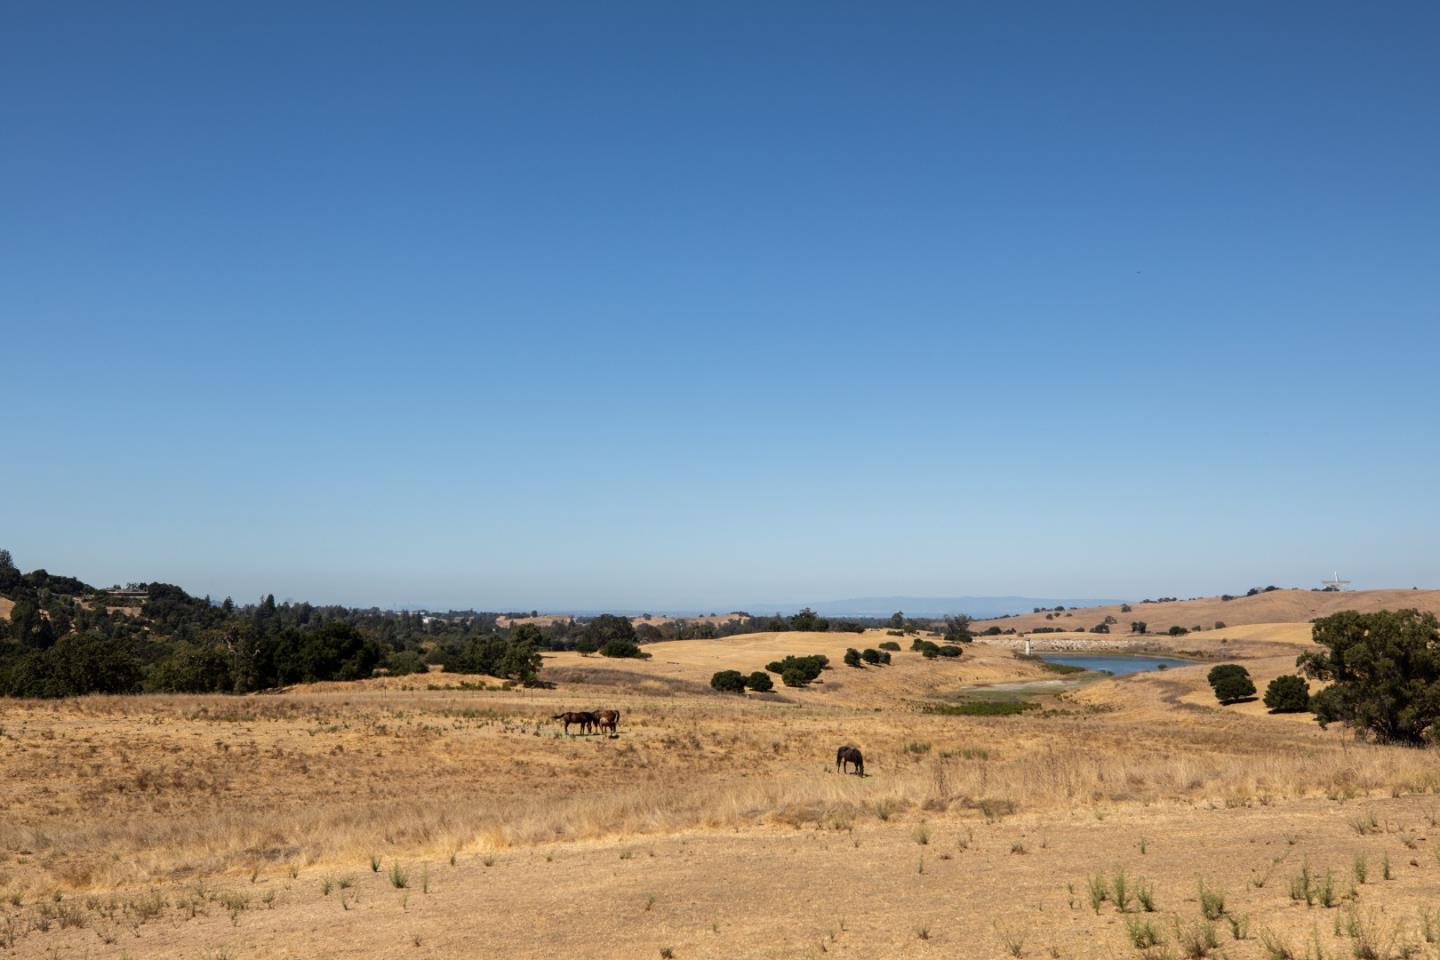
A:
0 550 984 698
0 550 545 697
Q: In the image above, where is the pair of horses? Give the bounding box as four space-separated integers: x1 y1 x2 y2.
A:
552 709 620 737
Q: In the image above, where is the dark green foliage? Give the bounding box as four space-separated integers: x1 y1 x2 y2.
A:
1299 609 1440 744
710 669 747 693
1263 675 1310 713
787 608 830 632
0 632 145 698
384 649 429 676
944 615 973 644
844 648 862 667
1091 623 1110 634
937 645 962 658
861 648 882 664
0 549 518 697
918 641 940 658
1207 664 1250 686
746 671 773 692
1213 673 1256 704
1130 621 1147 634
1168 625 1189 636
581 614 636 649
598 639 649 659
766 654 827 682
879 641 901 651
922 700 1035 716
146 640 235 692
442 631 542 681
781 667 809 688
281 623 381 683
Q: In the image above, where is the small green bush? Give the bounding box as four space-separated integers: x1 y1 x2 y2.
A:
1207 664 1249 686
937 645 962 658
879 641 901 651
861 648 882 664
746 671 773 692
1213 673 1256 704
1263 674 1310 713
768 654 828 683
709 670 746 693
781 667 809 688
599 640 649 659
844 648 862 667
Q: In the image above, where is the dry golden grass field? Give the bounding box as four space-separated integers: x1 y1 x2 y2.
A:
4 615 1440 959
972 588 1440 635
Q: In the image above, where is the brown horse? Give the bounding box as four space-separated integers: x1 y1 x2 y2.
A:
835 745 864 776
553 711 598 735
594 709 620 737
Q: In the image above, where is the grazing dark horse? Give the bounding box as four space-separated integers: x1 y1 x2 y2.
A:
594 709 620 738
553 711 598 735
836 745 864 776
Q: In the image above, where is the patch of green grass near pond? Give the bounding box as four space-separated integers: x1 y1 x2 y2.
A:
1012 652 1092 675
921 700 1037 717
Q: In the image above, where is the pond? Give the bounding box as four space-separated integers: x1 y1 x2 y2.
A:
1037 653 1196 676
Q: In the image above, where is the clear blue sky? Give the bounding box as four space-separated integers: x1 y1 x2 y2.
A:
4 2 1437 610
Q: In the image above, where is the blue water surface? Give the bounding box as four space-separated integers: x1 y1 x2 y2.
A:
1038 654 1195 676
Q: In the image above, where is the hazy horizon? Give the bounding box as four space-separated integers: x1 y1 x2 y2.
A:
5 5 1438 606
0 545 1417 616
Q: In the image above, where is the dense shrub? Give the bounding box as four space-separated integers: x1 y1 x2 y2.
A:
787 608 830 632
1213 673 1256 704
879 641 901 651
1263 674 1310 713
1207 664 1250 686
581 614 636 649
710 669 747 693
861 648 882 664
844 648 862 667
384 649 429 676
1300 609 1440 744
598 639 649 659
766 654 827 684
145 640 234 692
0 632 145 698
918 641 940 659
281 623 381 684
937 645 963 658
781 667 809 688
442 631 542 681
746 671 773 692
1168 625 1189 636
